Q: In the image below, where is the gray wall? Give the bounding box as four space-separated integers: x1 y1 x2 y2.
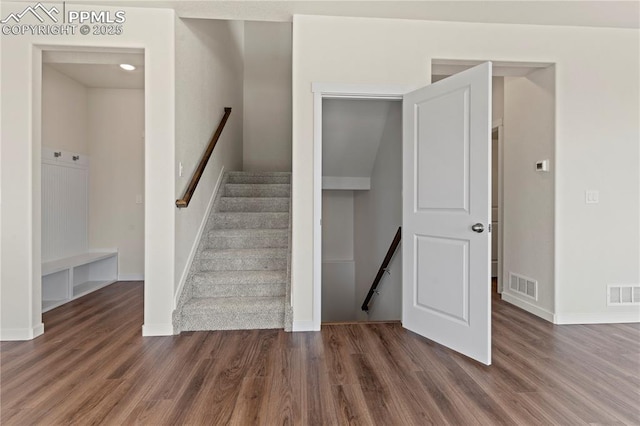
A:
321 190 356 322
174 18 245 291
243 21 292 172
354 101 403 321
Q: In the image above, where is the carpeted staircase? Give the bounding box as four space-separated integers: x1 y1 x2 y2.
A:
173 171 293 332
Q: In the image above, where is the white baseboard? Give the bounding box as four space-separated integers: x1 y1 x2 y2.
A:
501 292 555 323
118 273 144 281
554 311 640 325
174 166 225 308
0 322 44 341
292 320 319 332
142 323 175 336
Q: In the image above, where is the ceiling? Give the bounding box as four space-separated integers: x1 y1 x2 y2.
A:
43 51 144 89
58 1 639 29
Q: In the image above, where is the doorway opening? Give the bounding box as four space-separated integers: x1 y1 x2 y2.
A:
39 48 145 317
432 59 557 321
321 98 402 323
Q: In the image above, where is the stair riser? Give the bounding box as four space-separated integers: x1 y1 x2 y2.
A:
212 214 289 229
192 282 285 298
227 176 290 184
181 311 285 331
218 198 289 213
224 184 290 198
195 257 287 271
206 235 288 249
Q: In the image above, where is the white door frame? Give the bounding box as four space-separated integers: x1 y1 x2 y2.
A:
492 119 504 292
310 83 415 331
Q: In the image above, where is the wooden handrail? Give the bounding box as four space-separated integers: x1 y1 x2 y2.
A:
176 107 232 208
361 226 402 312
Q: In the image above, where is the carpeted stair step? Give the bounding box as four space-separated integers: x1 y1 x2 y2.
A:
181 296 285 331
196 248 287 271
192 270 287 298
218 197 289 213
206 229 288 249
224 184 290 198
212 212 289 229
227 174 291 184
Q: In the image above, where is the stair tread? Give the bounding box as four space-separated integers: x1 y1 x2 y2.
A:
220 197 289 201
193 270 287 280
184 296 285 312
208 228 287 236
225 183 290 187
214 212 288 217
200 248 287 258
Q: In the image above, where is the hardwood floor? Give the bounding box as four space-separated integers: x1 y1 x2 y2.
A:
1 281 639 425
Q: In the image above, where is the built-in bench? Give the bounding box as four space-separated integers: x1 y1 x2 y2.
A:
42 251 118 312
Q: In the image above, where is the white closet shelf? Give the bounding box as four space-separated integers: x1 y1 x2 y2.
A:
42 251 117 275
42 250 118 313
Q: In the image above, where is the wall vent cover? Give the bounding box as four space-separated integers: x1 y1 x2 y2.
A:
508 272 538 301
607 285 640 306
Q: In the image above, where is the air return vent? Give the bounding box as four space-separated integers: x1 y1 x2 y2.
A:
509 272 538 301
607 285 640 306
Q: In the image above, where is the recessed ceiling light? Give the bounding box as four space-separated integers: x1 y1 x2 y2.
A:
119 64 136 71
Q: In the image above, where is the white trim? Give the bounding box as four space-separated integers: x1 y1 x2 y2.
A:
312 82 414 98
313 91 322 331
118 273 144 281
173 166 225 309
141 323 174 336
312 83 415 331
492 122 504 293
322 176 370 190
554 311 640 325
501 292 555 323
292 320 319 332
0 323 44 341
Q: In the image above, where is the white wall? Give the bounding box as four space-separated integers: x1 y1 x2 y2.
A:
243 21 292 172
42 65 89 155
502 67 555 318
1 2 175 340
353 101 402 321
292 15 639 325
321 190 355 322
174 18 244 298
88 88 145 280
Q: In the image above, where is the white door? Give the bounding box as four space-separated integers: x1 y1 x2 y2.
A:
402 63 492 365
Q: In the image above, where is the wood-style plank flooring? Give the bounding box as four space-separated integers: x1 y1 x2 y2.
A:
1 281 639 425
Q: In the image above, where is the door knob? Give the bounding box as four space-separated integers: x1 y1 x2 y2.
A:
471 223 484 233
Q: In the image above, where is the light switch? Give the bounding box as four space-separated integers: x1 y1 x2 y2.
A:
178 161 183 177
585 190 599 204
136 195 143 204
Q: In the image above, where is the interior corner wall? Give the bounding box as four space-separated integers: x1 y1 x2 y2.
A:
1 3 175 340
174 18 244 296
492 77 504 123
88 88 145 280
353 101 402 322
42 65 89 155
292 15 639 325
502 66 555 317
242 21 292 172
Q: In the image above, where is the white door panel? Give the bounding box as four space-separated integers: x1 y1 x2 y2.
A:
402 62 492 365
